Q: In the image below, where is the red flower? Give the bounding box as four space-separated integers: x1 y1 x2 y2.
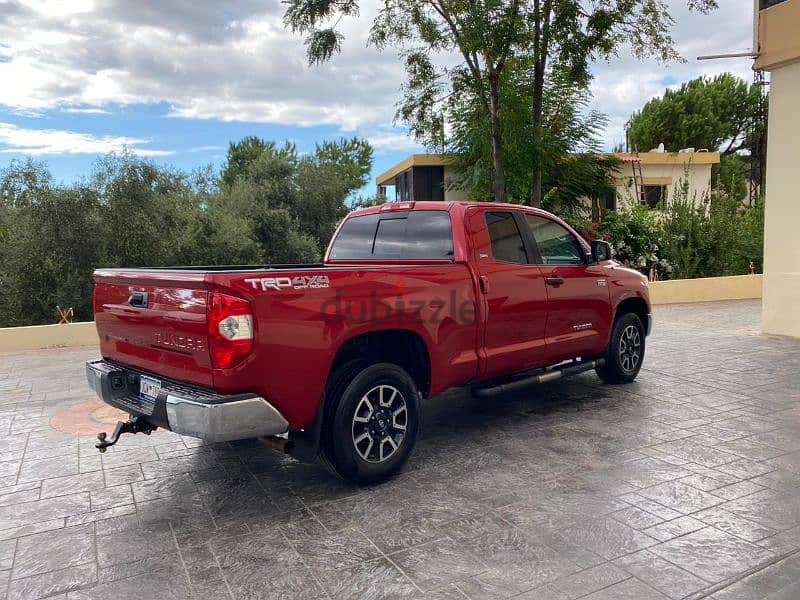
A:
602 233 611 241
590 223 600 230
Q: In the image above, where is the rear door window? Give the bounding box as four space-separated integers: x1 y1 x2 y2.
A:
329 211 454 260
485 212 528 264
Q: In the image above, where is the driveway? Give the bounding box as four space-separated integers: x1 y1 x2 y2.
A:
1 299 799 599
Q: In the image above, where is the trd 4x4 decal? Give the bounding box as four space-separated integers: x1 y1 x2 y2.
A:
244 275 331 291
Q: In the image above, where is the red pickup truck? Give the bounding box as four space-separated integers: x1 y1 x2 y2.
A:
87 201 651 483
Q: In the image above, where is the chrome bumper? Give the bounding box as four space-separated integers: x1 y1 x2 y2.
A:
86 359 288 443
646 313 654 336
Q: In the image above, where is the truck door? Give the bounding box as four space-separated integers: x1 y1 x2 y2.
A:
520 213 612 362
467 208 549 380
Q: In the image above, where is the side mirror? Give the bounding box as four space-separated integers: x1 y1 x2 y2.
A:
591 240 612 263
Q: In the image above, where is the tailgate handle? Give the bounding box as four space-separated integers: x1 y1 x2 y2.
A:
128 292 149 308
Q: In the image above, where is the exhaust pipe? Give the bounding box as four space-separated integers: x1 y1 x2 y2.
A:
258 435 294 454
473 359 604 398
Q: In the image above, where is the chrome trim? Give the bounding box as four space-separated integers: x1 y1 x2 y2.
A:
646 313 654 336
86 359 289 443
165 395 288 443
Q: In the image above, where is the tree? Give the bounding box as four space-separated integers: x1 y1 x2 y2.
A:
714 153 748 203
0 167 107 325
627 73 764 154
445 60 616 208
523 0 718 206
220 135 374 253
0 141 375 326
284 0 718 206
314 137 373 194
628 73 765 203
287 0 525 202
221 135 373 196
0 158 52 207
220 137 297 187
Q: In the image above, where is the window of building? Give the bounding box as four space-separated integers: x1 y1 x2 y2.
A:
641 185 666 208
603 190 616 211
760 0 788 9
485 212 528 264
329 211 453 260
524 214 584 266
396 171 411 203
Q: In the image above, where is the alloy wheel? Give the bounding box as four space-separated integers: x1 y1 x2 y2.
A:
351 384 408 463
618 324 642 373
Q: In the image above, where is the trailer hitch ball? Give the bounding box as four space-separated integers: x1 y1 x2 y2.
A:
96 418 156 453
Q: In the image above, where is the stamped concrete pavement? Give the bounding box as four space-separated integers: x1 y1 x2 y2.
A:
0 299 799 599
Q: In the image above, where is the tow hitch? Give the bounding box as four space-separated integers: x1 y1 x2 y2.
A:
96 417 157 453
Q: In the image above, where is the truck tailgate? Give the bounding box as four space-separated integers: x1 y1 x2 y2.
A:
93 269 213 387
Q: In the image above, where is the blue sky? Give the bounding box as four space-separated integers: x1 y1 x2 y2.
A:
0 102 412 197
0 0 756 198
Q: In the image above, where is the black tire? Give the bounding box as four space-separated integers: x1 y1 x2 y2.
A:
596 312 646 384
319 362 421 485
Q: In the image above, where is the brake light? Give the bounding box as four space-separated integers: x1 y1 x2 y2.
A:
380 201 415 211
207 292 254 369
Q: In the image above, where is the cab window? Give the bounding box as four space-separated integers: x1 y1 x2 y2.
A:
329 211 454 260
524 214 584 266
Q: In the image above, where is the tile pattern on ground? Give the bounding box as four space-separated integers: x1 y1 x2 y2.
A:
0 300 799 598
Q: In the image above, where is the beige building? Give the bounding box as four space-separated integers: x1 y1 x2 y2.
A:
755 0 800 338
612 151 719 207
375 151 719 209
376 154 468 203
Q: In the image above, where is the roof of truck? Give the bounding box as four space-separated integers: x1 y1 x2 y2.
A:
347 201 555 218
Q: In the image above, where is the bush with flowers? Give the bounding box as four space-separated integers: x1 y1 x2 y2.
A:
571 201 665 277
567 179 764 281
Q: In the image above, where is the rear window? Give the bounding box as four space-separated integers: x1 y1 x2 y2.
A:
329 211 454 260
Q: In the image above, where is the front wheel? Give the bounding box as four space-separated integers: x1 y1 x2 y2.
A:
320 363 421 484
596 313 646 384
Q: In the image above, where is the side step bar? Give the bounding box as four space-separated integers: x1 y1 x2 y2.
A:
472 359 605 398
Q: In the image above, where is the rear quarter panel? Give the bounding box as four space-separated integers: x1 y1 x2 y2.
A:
207 263 479 430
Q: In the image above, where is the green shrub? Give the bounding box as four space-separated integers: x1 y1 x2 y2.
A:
571 202 663 275
659 178 705 279
569 176 764 281
0 140 370 327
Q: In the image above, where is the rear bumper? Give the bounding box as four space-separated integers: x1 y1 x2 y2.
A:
86 359 289 443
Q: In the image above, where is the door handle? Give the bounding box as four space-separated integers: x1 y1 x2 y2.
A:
545 277 565 286
479 275 491 294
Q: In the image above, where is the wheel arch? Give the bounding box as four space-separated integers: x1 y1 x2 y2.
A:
614 295 649 333
288 328 431 462
327 328 431 398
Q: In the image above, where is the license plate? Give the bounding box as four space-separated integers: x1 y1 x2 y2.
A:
139 375 161 403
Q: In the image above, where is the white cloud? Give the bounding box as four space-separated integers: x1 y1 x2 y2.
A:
0 122 172 156
0 0 758 148
62 107 112 115
588 0 757 149
367 130 426 153
190 145 226 152
0 0 404 130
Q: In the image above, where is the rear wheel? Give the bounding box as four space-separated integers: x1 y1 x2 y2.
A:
596 312 645 384
320 362 420 484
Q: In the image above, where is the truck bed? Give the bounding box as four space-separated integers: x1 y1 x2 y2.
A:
93 262 480 430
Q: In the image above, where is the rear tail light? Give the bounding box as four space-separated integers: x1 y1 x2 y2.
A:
207 292 254 369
